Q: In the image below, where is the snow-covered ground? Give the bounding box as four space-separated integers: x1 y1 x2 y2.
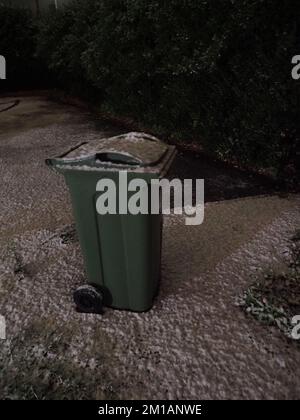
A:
0 95 299 399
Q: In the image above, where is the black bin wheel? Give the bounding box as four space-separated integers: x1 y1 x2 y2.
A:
73 284 104 314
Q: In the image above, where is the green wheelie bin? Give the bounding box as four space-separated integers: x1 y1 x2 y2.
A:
46 132 176 313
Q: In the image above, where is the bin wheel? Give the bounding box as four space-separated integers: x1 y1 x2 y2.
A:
73 285 104 314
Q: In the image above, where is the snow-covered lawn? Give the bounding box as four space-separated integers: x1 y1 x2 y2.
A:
0 96 299 399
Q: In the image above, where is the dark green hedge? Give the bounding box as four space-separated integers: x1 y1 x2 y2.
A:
0 6 51 90
6 1 300 175
0 7 35 89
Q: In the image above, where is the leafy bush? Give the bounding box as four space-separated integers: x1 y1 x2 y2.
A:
238 230 300 338
36 0 299 173
0 6 34 88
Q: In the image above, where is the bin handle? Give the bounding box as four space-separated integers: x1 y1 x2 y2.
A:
95 152 142 166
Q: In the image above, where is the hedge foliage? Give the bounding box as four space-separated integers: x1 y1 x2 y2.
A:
0 6 39 89
2 1 300 174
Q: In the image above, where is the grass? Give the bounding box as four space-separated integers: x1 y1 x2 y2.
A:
238 229 300 338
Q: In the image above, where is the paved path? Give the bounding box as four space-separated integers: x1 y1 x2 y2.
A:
0 95 299 399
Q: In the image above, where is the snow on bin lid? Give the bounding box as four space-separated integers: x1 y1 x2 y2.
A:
61 132 169 167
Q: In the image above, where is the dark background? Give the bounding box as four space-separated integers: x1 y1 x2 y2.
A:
0 0 299 183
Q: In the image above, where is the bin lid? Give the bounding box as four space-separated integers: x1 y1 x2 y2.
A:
46 132 177 176
60 132 168 166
